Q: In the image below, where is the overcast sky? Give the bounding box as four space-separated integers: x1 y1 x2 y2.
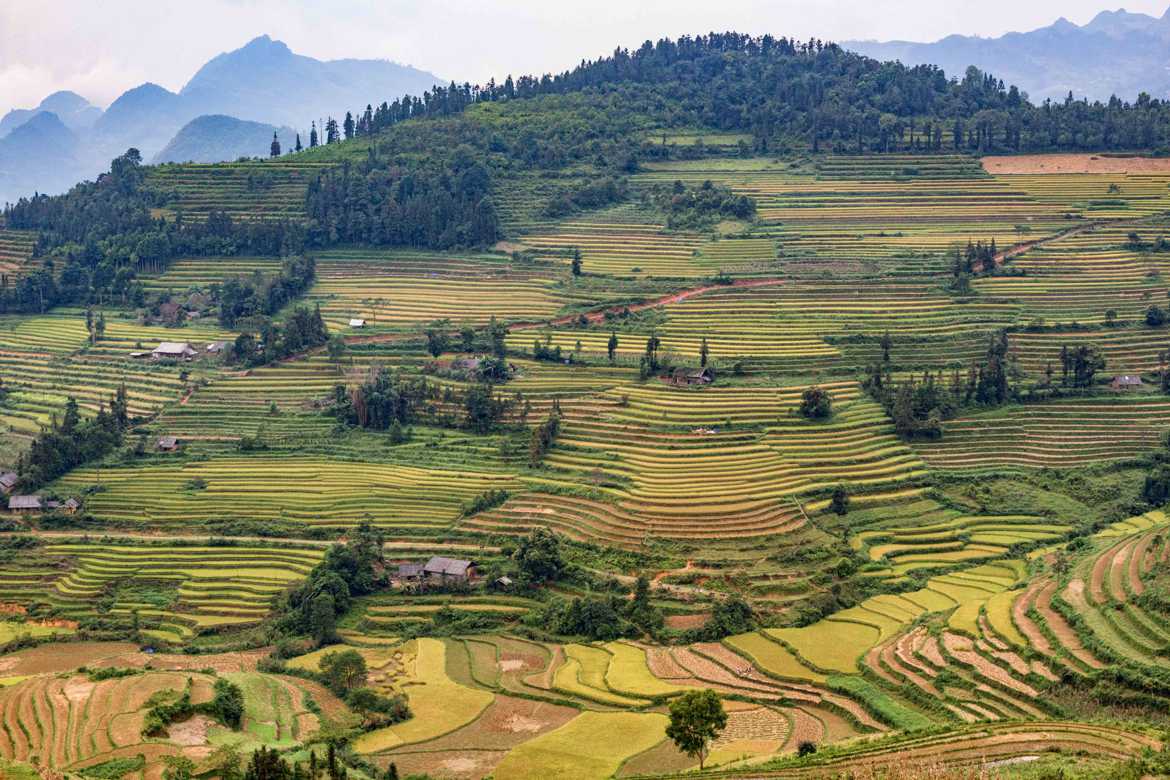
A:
2 0 1167 114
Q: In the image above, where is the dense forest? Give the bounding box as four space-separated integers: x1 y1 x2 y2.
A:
323 32 1170 155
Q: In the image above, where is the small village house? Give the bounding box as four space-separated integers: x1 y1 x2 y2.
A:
669 367 715 386
1112 374 1144 391
0 472 17 495
8 495 41 514
349 318 366 328
422 556 475 583
397 562 425 582
157 302 184 325
44 497 80 515
151 342 198 361
157 436 181 452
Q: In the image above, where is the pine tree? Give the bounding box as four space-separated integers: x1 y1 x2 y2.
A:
270 132 281 158
294 133 303 152
309 122 319 148
607 331 618 363
699 336 709 367
343 111 355 140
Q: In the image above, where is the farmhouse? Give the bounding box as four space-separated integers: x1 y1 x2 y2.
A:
157 436 181 452
349 318 366 328
205 341 229 354
397 562 425 581
0 472 17 494
669 367 715 386
157 302 184 324
45 498 80 514
151 342 197 361
8 495 41 513
1112 374 1144 390
423 556 475 583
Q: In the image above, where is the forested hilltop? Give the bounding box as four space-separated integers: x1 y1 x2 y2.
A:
8 32 1170 309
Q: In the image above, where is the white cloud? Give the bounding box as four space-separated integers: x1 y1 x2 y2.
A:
2 0 1168 115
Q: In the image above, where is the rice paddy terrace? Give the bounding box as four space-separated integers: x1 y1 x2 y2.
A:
5 151 1170 777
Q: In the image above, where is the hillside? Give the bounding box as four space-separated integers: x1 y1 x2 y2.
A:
848 6 1170 102
3 29 1170 780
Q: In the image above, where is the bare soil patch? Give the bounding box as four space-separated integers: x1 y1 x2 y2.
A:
0 641 138 675
376 750 508 780
983 153 1170 174
664 613 709 630
167 714 215 746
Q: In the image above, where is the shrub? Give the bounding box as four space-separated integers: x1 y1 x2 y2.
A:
798 386 832 419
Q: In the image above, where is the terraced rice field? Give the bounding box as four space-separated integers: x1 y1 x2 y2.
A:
0 671 215 772
521 219 711 278
306 250 570 329
914 396 1170 469
54 457 519 529
0 230 35 277
854 513 1071 577
148 161 329 221
0 543 322 639
1055 511 1170 665
469 382 925 543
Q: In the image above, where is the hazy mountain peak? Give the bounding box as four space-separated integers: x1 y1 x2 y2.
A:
0 35 441 204
846 6 1170 102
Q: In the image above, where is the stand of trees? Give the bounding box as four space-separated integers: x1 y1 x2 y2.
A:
865 331 1014 439
330 367 514 435
228 305 329 367
647 180 756 229
3 150 306 315
219 256 317 328
16 387 129 491
305 145 499 249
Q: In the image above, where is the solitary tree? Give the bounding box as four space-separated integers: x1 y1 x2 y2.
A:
830 484 850 515
309 122 319 148
570 247 582 276
798 386 832 419
294 133 303 153
699 336 709 368
318 649 368 696
666 689 727 770
607 331 618 363
426 329 447 358
270 132 281 158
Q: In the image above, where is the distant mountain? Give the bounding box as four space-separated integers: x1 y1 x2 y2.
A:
0 113 80 200
846 6 1170 103
180 35 441 127
153 115 296 164
0 36 442 204
0 91 101 139
90 83 188 164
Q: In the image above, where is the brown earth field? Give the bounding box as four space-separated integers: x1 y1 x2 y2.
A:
983 153 1170 174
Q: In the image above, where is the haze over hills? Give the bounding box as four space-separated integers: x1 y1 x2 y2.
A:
153 115 297 165
0 35 441 205
846 6 1170 103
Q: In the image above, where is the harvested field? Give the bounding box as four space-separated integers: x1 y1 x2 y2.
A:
983 153 1170 174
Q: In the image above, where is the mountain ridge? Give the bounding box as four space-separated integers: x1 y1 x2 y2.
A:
0 35 442 205
846 5 1170 102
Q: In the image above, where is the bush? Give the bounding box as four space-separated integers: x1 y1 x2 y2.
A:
798 386 832 419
